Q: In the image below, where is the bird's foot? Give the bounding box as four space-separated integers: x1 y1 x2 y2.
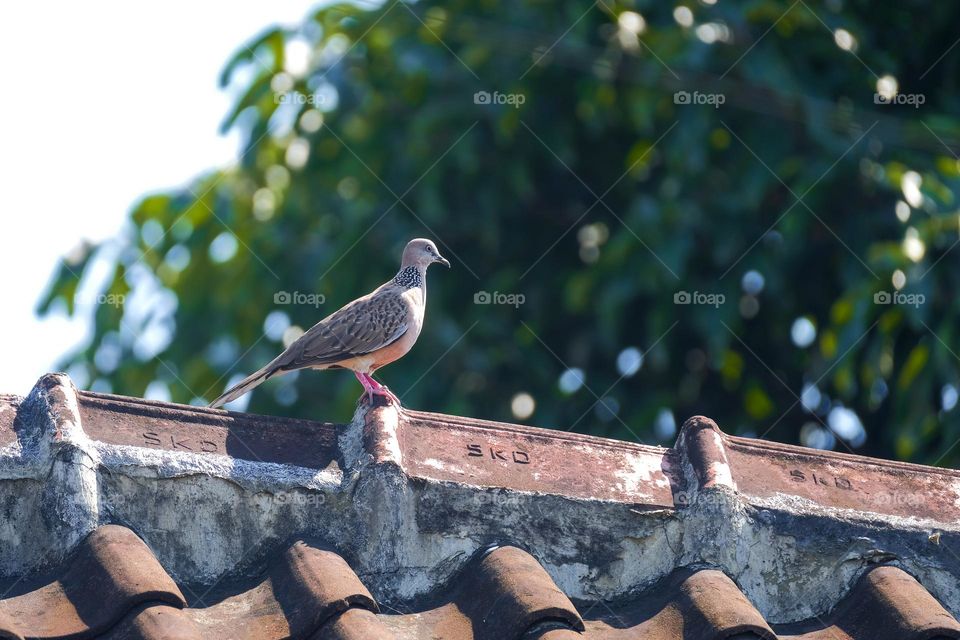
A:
356 372 401 406
357 387 399 407
374 384 402 406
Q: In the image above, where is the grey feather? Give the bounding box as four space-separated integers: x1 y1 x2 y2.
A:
209 284 411 408
274 288 410 371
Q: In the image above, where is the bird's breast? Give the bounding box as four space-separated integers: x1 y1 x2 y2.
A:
370 288 425 369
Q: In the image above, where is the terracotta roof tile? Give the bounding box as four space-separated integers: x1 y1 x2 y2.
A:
78 390 340 470
390 407 676 506
312 607 394 640
576 569 775 640
434 546 583 639
101 605 202 640
266 541 378 637
187 541 378 639
0 612 23 640
776 566 960 639
681 416 960 522
0 525 184 639
5 376 960 639
4 523 959 639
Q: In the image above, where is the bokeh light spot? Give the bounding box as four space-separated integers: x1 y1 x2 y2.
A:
616 347 643 377
511 392 535 419
791 317 817 348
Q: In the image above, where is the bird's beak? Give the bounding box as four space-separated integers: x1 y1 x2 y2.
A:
436 255 451 268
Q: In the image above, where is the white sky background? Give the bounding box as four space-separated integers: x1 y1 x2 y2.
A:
0 2 317 396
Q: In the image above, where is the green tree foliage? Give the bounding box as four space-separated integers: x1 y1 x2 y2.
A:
38 0 960 464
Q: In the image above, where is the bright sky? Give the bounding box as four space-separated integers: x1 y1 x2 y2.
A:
0 2 316 396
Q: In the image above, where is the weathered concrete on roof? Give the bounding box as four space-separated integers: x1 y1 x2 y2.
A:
0 373 959 624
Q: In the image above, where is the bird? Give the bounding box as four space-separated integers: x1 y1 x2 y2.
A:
209 238 450 409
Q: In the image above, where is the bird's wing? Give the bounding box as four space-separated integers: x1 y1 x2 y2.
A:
271 286 410 371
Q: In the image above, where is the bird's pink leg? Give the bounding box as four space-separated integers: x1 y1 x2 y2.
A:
362 373 401 406
354 371 376 403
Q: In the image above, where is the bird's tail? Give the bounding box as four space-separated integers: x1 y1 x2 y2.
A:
209 366 274 409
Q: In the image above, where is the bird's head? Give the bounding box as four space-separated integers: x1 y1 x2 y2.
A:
402 238 451 269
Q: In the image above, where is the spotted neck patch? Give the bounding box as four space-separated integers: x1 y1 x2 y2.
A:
393 266 423 289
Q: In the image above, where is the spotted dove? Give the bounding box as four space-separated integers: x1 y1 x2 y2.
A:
209 238 450 408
